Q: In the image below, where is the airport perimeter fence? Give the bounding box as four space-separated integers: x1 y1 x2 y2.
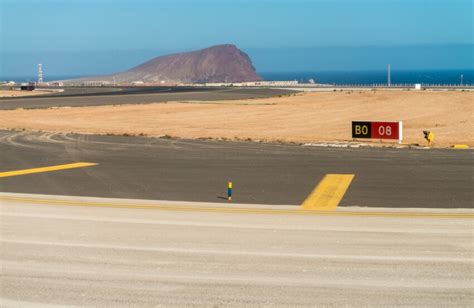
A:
323 83 474 88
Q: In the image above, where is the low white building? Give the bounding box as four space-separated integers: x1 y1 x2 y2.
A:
202 80 299 87
82 81 111 86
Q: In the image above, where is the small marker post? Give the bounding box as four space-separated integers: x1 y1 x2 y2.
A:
227 182 233 201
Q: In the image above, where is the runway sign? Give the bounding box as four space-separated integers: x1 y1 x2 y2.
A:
352 121 403 143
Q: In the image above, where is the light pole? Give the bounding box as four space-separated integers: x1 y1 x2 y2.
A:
387 64 391 87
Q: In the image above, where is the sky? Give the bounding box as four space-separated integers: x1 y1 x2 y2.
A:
1 0 473 77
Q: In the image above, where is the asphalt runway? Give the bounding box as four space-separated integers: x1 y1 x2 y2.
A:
0 87 295 110
1 130 472 306
0 130 472 208
1 193 472 306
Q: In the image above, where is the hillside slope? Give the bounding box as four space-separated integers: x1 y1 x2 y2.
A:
66 44 261 84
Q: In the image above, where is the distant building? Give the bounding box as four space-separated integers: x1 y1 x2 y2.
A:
239 80 299 87
20 82 36 91
81 81 111 86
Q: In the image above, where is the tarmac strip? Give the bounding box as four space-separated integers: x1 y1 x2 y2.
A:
1 193 472 219
1 130 472 208
0 88 296 110
301 174 355 210
0 162 97 178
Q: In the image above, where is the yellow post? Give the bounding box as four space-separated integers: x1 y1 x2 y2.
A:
428 132 434 147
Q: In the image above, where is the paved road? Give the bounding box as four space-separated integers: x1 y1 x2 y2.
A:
0 87 295 110
0 130 472 208
1 193 472 306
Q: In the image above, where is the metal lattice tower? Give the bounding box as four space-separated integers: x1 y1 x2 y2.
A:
38 64 43 84
387 64 391 87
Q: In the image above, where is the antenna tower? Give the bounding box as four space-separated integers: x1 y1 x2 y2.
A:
38 64 43 84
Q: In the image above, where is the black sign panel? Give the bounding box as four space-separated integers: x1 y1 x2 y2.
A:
352 121 371 138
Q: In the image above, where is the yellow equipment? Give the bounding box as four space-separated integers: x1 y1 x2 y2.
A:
423 130 434 146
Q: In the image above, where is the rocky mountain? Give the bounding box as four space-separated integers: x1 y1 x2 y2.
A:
67 44 261 84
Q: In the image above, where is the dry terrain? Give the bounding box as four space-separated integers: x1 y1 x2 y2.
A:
0 90 53 98
0 90 471 147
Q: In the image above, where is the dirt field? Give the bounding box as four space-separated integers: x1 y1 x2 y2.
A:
0 90 52 98
0 90 471 147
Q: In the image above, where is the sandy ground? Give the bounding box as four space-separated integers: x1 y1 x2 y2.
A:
0 90 53 97
0 90 471 147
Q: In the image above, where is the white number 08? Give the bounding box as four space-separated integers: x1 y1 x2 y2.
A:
378 126 392 136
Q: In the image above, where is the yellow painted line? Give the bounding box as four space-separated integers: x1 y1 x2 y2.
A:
452 144 469 149
301 174 355 211
0 196 472 219
0 162 98 178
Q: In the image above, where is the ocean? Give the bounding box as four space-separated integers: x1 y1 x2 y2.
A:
260 69 474 85
2 69 473 85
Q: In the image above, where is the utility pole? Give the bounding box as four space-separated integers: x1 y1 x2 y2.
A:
387 64 391 87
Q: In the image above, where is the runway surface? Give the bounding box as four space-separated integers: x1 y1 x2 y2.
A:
1 193 472 306
1 129 473 306
0 87 295 110
0 130 472 208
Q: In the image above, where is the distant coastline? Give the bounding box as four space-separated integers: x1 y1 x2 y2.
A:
2 69 473 85
260 69 473 85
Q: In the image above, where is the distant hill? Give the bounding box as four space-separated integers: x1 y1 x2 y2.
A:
65 44 261 84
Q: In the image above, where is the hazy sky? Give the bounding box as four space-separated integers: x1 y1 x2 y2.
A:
1 0 473 76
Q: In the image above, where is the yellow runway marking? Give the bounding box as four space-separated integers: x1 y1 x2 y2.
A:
0 196 472 219
452 144 469 149
0 162 98 178
301 174 355 211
